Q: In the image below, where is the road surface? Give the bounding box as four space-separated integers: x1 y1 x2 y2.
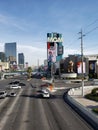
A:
0 77 94 130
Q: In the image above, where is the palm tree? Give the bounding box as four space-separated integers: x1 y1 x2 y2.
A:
27 67 32 79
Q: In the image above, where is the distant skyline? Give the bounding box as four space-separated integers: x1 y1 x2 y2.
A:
0 0 98 66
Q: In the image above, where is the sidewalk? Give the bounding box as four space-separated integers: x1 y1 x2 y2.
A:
75 98 98 110
69 85 98 117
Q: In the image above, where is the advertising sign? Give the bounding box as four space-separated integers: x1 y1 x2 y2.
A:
57 46 63 55
89 61 96 74
77 62 86 74
47 42 56 63
47 33 63 42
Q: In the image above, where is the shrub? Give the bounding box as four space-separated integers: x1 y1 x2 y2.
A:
89 74 93 78
85 88 98 102
91 88 98 96
92 108 98 114
85 94 98 101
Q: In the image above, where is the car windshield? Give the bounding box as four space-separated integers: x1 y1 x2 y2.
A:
0 92 4 95
11 93 14 94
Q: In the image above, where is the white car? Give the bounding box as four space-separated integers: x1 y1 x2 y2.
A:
42 89 50 98
10 85 21 89
0 91 7 98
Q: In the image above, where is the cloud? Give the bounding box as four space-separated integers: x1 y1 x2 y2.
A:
0 13 27 31
0 43 4 51
17 45 47 66
0 14 8 24
63 47 80 56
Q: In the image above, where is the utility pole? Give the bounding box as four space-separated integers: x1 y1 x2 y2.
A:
38 59 39 70
79 29 85 96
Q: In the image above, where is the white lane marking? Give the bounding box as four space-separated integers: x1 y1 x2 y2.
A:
18 89 31 130
38 99 50 130
0 89 23 130
0 98 9 111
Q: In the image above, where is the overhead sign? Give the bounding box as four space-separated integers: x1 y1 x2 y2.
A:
47 33 63 42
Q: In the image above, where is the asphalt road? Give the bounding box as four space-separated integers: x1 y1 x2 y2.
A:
0 77 94 130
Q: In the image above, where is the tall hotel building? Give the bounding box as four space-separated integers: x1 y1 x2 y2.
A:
18 53 24 69
4 42 17 64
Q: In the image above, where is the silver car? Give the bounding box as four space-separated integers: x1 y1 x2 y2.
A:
10 85 21 89
0 91 7 98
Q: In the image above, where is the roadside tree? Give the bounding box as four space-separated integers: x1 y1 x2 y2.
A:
27 67 32 79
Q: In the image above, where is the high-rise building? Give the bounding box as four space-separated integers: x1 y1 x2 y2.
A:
18 53 24 65
18 53 24 69
0 52 6 62
4 42 17 63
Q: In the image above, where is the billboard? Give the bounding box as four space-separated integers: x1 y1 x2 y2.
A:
57 46 63 55
89 61 96 74
77 62 86 74
47 33 63 42
47 42 56 63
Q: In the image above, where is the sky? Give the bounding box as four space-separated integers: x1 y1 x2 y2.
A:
0 0 98 66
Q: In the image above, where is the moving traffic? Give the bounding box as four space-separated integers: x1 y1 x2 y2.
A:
0 75 95 130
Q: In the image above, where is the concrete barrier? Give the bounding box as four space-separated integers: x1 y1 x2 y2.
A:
61 73 77 79
93 79 98 85
65 88 98 130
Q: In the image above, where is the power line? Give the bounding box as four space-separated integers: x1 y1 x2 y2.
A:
84 26 98 35
64 19 98 57
83 18 98 30
64 32 80 48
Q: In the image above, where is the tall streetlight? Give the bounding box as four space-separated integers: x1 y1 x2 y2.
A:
79 29 85 96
